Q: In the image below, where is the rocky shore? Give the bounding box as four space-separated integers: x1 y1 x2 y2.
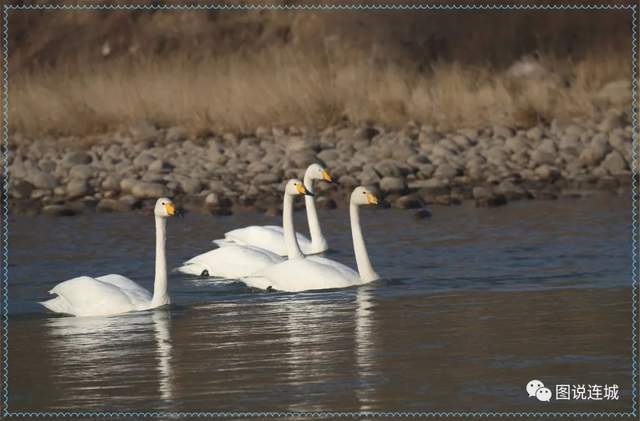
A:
6 110 635 218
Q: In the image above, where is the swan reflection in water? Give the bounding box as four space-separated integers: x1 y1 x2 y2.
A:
45 309 174 408
282 286 377 412
354 286 376 411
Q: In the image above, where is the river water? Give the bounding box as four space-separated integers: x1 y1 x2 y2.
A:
6 193 635 413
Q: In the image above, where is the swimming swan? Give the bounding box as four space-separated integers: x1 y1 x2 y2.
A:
213 163 333 255
176 181 314 278
240 185 380 292
39 198 179 317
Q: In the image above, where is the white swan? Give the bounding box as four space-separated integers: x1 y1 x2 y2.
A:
39 198 178 317
213 163 333 255
176 181 316 278
240 184 380 292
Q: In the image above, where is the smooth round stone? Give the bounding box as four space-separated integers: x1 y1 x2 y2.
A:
379 176 407 194
101 176 122 191
28 170 57 189
254 173 280 185
149 159 173 173
133 153 157 167
601 150 628 175
69 164 95 180
97 198 133 212
472 186 493 200
505 136 528 153
10 179 34 199
434 164 458 179
317 149 340 164
579 142 609 166
393 194 422 209
374 160 403 177
337 175 359 187
66 179 90 198
42 204 78 217
131 182 169 199
179 178 202 195
62 151 92 166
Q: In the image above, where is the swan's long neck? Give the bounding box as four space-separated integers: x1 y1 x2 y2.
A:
283 193 304 259
350 203 379 282
151 216 170 307
303 173 327 251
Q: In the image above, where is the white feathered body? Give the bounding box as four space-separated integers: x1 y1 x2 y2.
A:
242 256 365 292
39 274 154 317
176 244 284 278
214 225 321 256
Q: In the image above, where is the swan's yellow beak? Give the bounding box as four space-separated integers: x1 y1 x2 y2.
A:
321 169 333 183
164 202 176 216
366 193 379 205
296 183 314 196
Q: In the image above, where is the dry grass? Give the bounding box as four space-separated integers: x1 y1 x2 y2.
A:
9 46 631 137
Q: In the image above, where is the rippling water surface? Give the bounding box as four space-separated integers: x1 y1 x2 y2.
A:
7 194 634 412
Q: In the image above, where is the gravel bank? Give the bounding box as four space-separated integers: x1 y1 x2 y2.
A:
6 111 635 217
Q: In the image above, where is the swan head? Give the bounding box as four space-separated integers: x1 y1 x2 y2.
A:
306 163 333 183
154 197 178 218
285 179 314 197
351 186 379 206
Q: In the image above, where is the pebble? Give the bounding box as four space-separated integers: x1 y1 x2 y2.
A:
10 179 34 199
601 150 628 175
131 182 169 199
374 160 404 177
178 177 202 195
149 159 173 173
505 136 528 153
66 179 90 198
379 176 407 194
97 198 133 212
254 173 280 185
393 194 422 209
434 163 458 179
28 170 57 189
497 180 529 200
69 164 95 180
42 204 78 217
62 151 92 166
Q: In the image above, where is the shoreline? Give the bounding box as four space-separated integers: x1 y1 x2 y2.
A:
6 111 634 218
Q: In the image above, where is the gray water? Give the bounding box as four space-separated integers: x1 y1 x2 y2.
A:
6 194 635 413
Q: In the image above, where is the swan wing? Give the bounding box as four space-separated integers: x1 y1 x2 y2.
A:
40 275 151 317
97 274 152 296
306 256 359 280
216 226 312 256
264 226 315 251
249 258 360 292
177 245 284 279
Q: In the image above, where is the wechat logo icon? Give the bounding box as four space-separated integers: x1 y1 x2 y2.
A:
527 379 551 402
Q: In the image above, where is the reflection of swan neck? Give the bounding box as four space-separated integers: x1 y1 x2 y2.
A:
153 311 173 403
152 216 169 307
303 173 326 249
283 193 304 259
350 203 378 282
